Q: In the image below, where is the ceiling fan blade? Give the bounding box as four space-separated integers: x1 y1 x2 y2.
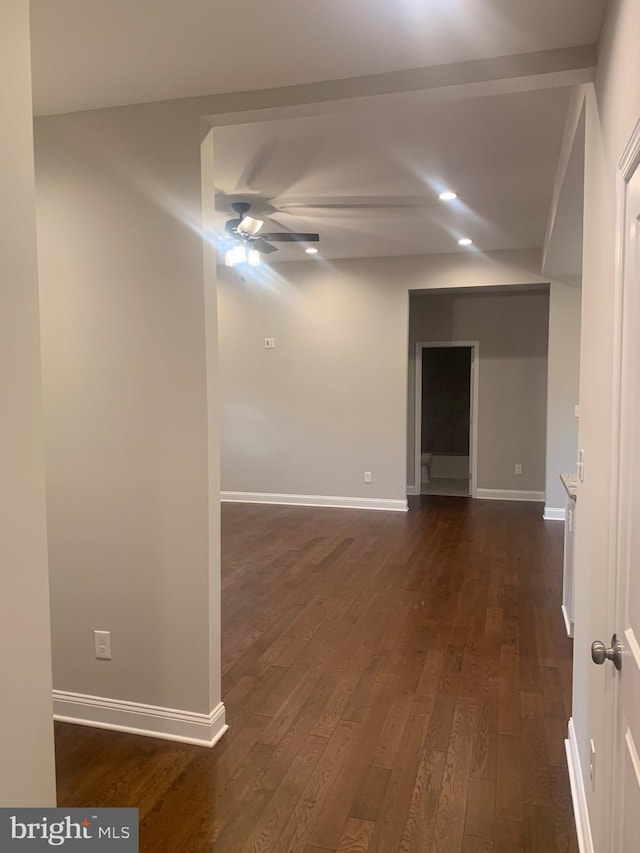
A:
235 141 278 193
253 240 279 255
261 233 319 243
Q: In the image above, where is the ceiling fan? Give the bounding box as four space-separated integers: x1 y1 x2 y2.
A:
224 201 319 266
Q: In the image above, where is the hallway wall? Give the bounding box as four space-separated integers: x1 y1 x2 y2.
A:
0 0 56 806
572 0 640 847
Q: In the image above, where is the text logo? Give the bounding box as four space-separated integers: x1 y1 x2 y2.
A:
0 809 138 850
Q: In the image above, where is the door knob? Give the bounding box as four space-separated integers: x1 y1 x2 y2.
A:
591 634 623 671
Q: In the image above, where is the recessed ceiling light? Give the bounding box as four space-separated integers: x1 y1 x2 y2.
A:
439 191 458 201
458 238 473 246
305 247 319 255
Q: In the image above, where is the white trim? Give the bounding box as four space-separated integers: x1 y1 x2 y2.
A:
565 718 595 853
414 341 479 499
475 488 545 502
406 485 418 496
603 115 640 853
53 691 228 748
544 506 566 521
561 604 573 638
618 116 640 177
221 491 408 512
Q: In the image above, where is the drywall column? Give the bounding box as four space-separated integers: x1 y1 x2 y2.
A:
544 278 581 516
0 0 57 806
35 101 224 742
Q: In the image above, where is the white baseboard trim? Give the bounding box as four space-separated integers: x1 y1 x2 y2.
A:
406 485 418 496
53 690 228 748
476 489 545 503
221 491 408 512
565 718 595 853
544 506 566 521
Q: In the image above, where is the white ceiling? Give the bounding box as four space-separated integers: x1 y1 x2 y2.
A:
30 0 601 264
212 86 572 261
30 0 607 116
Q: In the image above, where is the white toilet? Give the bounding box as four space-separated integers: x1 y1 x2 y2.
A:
421 452 433 485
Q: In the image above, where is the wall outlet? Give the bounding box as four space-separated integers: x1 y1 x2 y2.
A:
94 630 111 660
364 471 372 483
264 337 275 349
515 464 522 475
589 738 596 788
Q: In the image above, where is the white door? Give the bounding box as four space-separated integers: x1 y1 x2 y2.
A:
602 123 640 852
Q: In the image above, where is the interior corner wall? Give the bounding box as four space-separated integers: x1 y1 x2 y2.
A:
545 278 581 511
0 0 56 806
34 100 221 719
408 291 550 493
571 0 640 848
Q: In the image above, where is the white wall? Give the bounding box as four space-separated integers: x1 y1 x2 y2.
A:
408 290 550 493
0 0 56 806
35 101 222 720
572 0 640 848
218 251 549 503
218 260 409 501
545 278 581 511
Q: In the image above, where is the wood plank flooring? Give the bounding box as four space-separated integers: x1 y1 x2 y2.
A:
54 497 577 852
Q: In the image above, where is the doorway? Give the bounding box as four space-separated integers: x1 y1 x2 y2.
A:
414 342 478 497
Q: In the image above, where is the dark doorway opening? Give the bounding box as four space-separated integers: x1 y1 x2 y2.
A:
420 346 472 496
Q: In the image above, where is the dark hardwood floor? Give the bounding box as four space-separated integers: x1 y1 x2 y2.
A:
55 497 577 852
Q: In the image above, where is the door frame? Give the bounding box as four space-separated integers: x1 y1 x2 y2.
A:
414 341 479 498
603 116 640 853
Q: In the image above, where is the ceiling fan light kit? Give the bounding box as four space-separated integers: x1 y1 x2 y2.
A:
225 244 263 267
223 201 320 264
225 244 247 267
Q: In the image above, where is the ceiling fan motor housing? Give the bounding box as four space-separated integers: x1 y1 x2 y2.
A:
231 201 251 218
